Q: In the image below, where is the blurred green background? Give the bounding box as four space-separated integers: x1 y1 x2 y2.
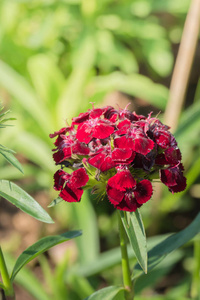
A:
0 0 200 299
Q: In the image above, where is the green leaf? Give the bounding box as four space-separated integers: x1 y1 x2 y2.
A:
68 234 170 278
10 231 82 282
133 213 200 279
68 275 95 299
135 250 183 294
0 147 23 173
84 286 125 300
48 197 63 208
4 252 50 300
120 210 147 273
0 180 53 224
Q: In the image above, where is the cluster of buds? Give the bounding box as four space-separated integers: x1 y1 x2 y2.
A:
50 105 186 212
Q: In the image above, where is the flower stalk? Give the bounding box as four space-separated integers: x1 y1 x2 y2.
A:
191 235 200 298
118 212 134 300
0 247 15 299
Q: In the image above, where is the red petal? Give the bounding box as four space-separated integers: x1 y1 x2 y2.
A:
72 141 90 156
107 171 136 191
114 136 135 150
134 137 154 155
134 180 153 204
90 108 104 119
112 148 135 163
49 127 70 138
160 167 187 193
116 120 131 135
60 184 83 202
99 156 116 172
114 198 140 212
160 168 177 187
155 130 171 149
93 122 114 139
169 175 187 193
106 185 124 204
76 123 93 143
165 147 182 165
53 147 72 164
72 112 90 124
71 168 89 188
54 169 70 191
88 153 106 170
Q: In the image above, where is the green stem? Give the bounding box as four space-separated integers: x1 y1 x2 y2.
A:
191 235 200 298
0 247 15 299
118 212 134 300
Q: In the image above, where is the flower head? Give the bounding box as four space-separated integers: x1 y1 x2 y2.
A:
50 105 186 212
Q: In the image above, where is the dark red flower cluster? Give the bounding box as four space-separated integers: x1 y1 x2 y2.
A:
50 105 186 212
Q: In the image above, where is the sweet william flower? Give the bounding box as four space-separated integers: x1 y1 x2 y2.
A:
76 119 114 144
54 168 89 202
50 104 186 212
106 170 153 212
160 165 186 193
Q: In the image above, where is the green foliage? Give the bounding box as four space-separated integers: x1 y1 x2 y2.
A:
84 286 125 300
0 180 53 223
133 213 200 279
120 210 147 273
10 231 82 282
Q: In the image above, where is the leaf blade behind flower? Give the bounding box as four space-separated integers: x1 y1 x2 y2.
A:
48 197 64 207
132 212 200 279
84 286 125 300
120 210 147 273
10 231 82 282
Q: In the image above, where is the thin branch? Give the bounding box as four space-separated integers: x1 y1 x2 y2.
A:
164 0 200 132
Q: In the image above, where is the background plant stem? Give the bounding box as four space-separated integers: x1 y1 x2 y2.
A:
191 235 200 298
164 0 200 132
118 212 134 300
0 247 15 299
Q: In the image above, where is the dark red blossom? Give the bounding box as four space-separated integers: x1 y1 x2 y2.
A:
114 127 154 156
49 126 72 139
76 119 114 144
50 104 186 211
106 170 153 212
88 147 116 172
53 136 89 164
160 165 186 193
54 168 89 202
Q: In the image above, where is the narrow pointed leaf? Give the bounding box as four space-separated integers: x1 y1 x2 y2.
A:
84 286 125 300
0 180 53 223
120 210 147 273
0 148 23 173
4 252 49 300
133 212 200 279
48 197 63 207
10 231 82 282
